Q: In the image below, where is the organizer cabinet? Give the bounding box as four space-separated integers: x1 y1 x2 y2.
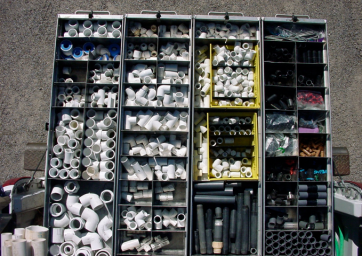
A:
262 16 333 256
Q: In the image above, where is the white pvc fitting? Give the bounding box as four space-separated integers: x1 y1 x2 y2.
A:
69 217 85 231
50 213 70 228
121 239 140 251
79 193 104 210
97 216 113 242
50 203 66 217
99 170 114 181
12 239 27 256
75 247 93 256
66 194 83 216
100 189 114 204
52 228 64 244
59 241 78 256
64 180 80 194
80 208 100 233
51 185 64 201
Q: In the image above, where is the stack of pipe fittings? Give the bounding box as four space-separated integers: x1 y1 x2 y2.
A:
153 208 186 230
298 184 327 206
50 109 84 180
49 184 114 256
158 42 189 60
58 66 79 83
299 214 326 230
56 85 86 107
195 22 257 39
265 231 332 256
265 113 297 133
154 182 177 202
88 86 118 108
121 206 152 231
121 156 187 181
265 93 294 110
126 42 157 60
299 137 325 157
212 43 256 66
127 64 157 84
63 19 122 38
120 235 170 252
124 85 189 107
60 40 120 61
297 44 324 63
88 63 120 84
122 134 187 157
157 63 189 84
209 115 253 137
127 22 158 37
266 159 297 182
1 225 49 256
297 73 323 87
124 110 188 131
159 23 190 38
210 158 253 179
120 181 153 203
266 68 294 86
266 189 296 206
194 46 211 108
267 213 298 230
193 112 208 180
265 45 293 62
194 186 258 255
83 109 117 181
299 168 327 181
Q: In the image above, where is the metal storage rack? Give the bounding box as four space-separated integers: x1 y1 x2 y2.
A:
190 13 263 256
262 15 334 256
44 11 123 256
115 11 192 255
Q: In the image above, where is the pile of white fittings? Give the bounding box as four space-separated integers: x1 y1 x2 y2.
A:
89 63 120 84
60 41 120 61
126 42 158 60
56 85 86 107
121 207 152 231
63 19 122 38
124 110 188 131
124 85 189 107
212 43 256 66
159 42 189 60
49 184 114 256
154 208 186 229
83 109 117 181
194 48 211 108
195 22 257 39
121 181 152 203
210 158 253 178
121 235 170 252
157 63 189 84
154 182 176 201
88 86 118 108
193 113 209 179
1 225 49 256
50 109 84 180
127 64 157 84
159 24 190 38
121 157 187 181
128 22 158 37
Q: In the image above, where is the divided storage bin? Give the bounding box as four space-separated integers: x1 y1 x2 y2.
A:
115 13 192 256
44 13 123 256
262 16 333 256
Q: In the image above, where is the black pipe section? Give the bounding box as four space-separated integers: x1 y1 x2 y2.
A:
320 234 331 243
235 193 243 254
205 229 213 254
241 206 249 255
196 187 234 196
312 50 317 63
226 182 242 188
298 192 327 199
250 199 257 250
205 208 213 230
298 184 327 192
229 209 236 239
215 207 222 219
194 181 224 191
222 207 230 254
307 50 312 63
194 230 200 254
196 204 206 254
298 199 327 206
213 219 223 254
194 195 236 204
318 50 323 63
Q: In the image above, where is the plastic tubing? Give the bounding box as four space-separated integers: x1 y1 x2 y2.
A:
194 181 224 191
197 205 207 254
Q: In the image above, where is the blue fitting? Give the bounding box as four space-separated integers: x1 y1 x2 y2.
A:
83 42 95 55
72 47 84 59
108 44 120 57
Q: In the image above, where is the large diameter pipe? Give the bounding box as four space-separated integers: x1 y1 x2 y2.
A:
222 207 230 254
194 195 235 204
1 233 12 256
235 193 243 254
241 206 249 255
194 181 224 191
32 238 47 256
12 239 27 256
197 204 207 254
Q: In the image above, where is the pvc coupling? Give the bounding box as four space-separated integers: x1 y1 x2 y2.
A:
121 206 152 231
63 19 122 38
195 22 257 40
127 21 158 37
60 41 120 61
120 235 170 252
124 110 188 131
157 63 189 84
194 49 211 108
121 181 152 203
128 64 156 84
159 42 189 60
153 208 186 229
127 42 158 60
89 62 120 85
159 23 190 38
124 85 189 108
56 84 86 107
154 182 176 201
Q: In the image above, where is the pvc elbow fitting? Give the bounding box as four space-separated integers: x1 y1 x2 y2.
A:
81 232 104 251
50 213 70 228
121 239 140 251
80 208 100 233
79 193 104 210
156 85 171 99
97 216 113 242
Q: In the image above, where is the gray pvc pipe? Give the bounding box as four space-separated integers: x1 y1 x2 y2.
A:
305 231 313 238
215 207 222 219
299 231 306 238
285 248 293 256
222 207 230 254
196 186 234 196
205 208 213 230
214 219 223 242
278 231 286 239
196 204 206 254
298 192 327 199
205 229 213 254
235 193 243 254
314 222 325 230
298 184 327 192
229 209 236 239
309 215 316 223
320 234 331 243
194 181 224 191
284 222 298 230
265 246 273 254
305 243 313 251
300 249 308 256
241 206 249 255
299 221 309 229
194 231 200 254
318 248 326 255
291 231 298 239
298 199 327 206
250 200 257 250
194 195 236 204
292 248 300 255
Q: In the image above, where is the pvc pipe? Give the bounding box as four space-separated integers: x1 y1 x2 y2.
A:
95 248 112 256
1 233 12 256
51 185 64 201
50 203 66 217
235 193 243 254
121 239 140 251
75 246 93 256
197 205 207 254
97 216 113 242
64 180 80 194
131 161 147 180
79 193 103 210
50 213 70 228
80 208 100 232
12 239 27 256
66 194 83 216
52 227 64 243
69 217 85 231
